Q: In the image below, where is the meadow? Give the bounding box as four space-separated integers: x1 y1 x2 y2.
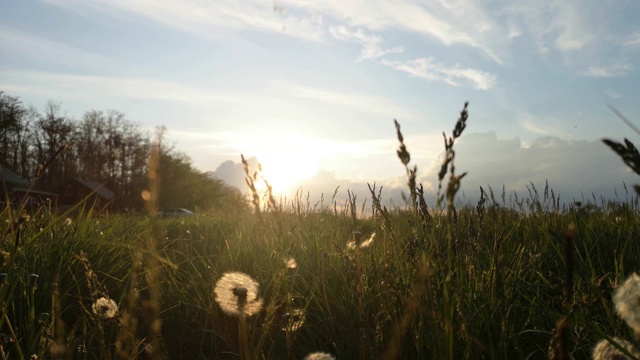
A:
2 103 640 360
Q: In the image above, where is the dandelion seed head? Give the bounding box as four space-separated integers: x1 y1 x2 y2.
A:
592 337 639 360
613 272 640 334
92 297 118 319
282 309 305 332
284 257 297 269
214 272 263 316
304 352 336 360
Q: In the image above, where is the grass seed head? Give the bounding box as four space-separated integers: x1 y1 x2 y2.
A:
214 272 263 317
613 272 640 334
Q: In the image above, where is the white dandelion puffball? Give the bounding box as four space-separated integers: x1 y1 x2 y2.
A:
304 352 337 360
214 272 263 316
592 337 639 360
613 272 640 334
92 297 118 319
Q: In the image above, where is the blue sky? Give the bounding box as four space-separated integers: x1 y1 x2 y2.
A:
2 0 640 204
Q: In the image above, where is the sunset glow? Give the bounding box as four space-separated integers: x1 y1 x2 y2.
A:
1 0 639 204
240 131 322 194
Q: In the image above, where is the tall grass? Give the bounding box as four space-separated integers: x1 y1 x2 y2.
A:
1 103 639 359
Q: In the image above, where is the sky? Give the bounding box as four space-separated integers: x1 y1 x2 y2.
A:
1 0 640 208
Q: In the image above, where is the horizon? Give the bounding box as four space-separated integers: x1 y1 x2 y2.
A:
2 0 640 205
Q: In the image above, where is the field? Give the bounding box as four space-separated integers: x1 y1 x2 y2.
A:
2 188 640 360
2 107 640 360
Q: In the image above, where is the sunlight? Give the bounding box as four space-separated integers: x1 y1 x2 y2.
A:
242 131 322 194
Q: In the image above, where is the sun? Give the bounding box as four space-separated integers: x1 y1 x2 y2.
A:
242 131 322 194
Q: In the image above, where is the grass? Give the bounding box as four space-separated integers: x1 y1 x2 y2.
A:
1 103 640 359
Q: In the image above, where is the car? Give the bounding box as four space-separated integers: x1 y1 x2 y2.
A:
160 208 195 217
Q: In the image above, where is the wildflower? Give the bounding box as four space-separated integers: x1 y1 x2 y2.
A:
347 232 375 250
214 272 263 316
282 309 305 332
613 272 640 334
592 337 639 359
92 297 118 319
284 257 297 269
304 352 336 360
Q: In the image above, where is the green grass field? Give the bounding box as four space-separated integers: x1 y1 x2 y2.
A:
2 104 640 359
2 191 639 359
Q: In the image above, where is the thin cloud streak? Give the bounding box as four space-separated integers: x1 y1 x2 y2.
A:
516 111 565 137
1 70 409 117
42 0 326 42
0 69 251 104
382 58 497 90
605 89 622 99
329 25 404 61
580 63 634 78
285 0 507 64
622 32 640 47
500 1 596 54
42 0 635 75
285 83 414 119
0 26 120 71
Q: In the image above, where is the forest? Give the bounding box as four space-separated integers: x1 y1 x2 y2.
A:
0 91 243 211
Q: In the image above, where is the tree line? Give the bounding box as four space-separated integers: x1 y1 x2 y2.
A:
0 91 244 211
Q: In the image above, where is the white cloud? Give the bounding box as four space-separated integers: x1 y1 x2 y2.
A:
443 132 639 203
500 1 596 55
516 110 565 137
605 89 622 99
329 25 403 61
551 1 594 51
210 131 640 210
42 0 326 42
0 69 252 104
580 62 633 78
44 0 508 63
42 0 639 71
0 26 119 70
622 31 640 47
287 0 507 63
2 69 407 111
285 83 413 118
382 58 497 90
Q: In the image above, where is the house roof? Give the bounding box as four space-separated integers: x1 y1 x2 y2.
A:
0 164 31 188
73 178 115 200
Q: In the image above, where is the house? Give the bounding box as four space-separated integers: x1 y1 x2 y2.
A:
0 164 58 208
57 178 115 208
